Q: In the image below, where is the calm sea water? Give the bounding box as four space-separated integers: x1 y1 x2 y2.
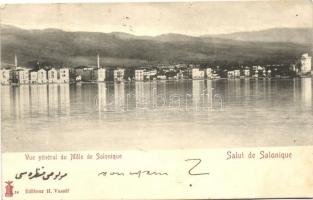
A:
1 78 313 152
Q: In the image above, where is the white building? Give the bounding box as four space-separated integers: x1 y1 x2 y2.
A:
157 75 166 80
234 70 240 78
244 69 250 77
59 68 70 83
30 71 38 84
16 68 30 84
300 53 312 74
206 68 213 79
267 70 272 77
149 69 157 76
227 71 235 78
48 68 58 83
252 70 259 78
37 69 47 84
114 69 125 82
192 68 204 79
0 69 11 85
135 70 144 81
93 68 106 82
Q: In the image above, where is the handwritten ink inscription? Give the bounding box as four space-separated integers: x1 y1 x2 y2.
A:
98 158 210 178
15 167 67 181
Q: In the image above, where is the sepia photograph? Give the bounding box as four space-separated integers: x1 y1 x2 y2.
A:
1 1 312 153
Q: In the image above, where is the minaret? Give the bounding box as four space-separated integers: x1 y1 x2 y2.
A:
97 54 100 69
14 54 18 69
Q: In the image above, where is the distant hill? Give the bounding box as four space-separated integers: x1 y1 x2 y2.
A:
206 28 312 45
1 24 311 68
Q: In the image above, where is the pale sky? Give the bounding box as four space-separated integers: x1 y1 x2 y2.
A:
0 0 312 36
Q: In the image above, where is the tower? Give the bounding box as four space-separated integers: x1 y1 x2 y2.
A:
14 54 18 69
97 54 100 69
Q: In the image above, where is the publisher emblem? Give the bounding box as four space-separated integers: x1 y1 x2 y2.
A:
4 181 14 197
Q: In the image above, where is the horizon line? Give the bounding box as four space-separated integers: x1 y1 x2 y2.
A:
2 23 312 38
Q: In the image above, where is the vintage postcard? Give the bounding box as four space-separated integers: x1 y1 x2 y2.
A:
1 0 313 199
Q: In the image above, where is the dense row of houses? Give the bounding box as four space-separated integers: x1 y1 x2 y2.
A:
0 67 70 85
1 53 311 85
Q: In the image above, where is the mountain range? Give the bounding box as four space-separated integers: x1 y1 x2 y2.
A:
1 24 312 68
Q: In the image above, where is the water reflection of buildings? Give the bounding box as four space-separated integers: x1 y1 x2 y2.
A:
206 80 213 107
301 78 312 109
192 80 201 109
48 84 58 112
114 83 125 110
59 84 70 114
1 86 11 118
16 85 30 118
135 82 144 108
97 83 107 112
3 85 71 118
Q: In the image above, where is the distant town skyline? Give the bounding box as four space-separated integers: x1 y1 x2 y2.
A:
1 1 312 36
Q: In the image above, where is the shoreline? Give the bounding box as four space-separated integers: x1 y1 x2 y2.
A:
1 76 313 86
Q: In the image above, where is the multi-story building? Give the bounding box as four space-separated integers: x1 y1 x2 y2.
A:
16 68 30 84
206 68 213 79
30 71 38 84
252 70 259 78
75 67 93 82
48 68 58 83
59 68 70 83
114 69 125 82
234 70 240 78
37 69 47 84
93 68 106 82
267 70 272 78
300 53 312 74
135 69 144 81
244 69 250 77
227 71 235 78
0 69 11 85
177 70 184 79
192 68 204 79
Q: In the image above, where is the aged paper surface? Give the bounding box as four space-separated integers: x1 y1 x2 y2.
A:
1 0 313 199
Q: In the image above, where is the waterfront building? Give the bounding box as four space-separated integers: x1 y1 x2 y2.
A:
300 53 312 74
192 68 204 79
48 68 58 83
177 70 184 79
157 75 166 80
267 70 272 78
143 69 157 80
135 69 144 81
0 69 11 85
144 70 151 80
252 70 259 78
290 64 298 73
234 70 240 78
114 69 125 82
93 68 106 82
212 73 220 79
206 68 213 79
37 69 47 84
59 68 70 83
262 70 267 77
92 54 106 82
30 71 38 84
244 69 250 77
16 68 30 84
227 71 235 78
75 67 93 82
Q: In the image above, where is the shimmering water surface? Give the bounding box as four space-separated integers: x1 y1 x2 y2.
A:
2 78 313 152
